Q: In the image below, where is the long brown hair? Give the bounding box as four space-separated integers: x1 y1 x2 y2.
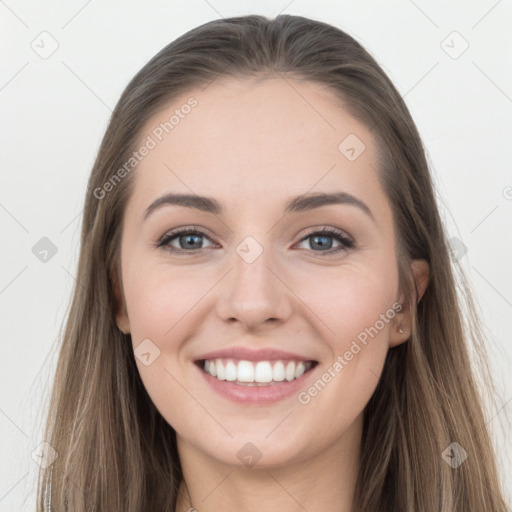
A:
37 14 510 511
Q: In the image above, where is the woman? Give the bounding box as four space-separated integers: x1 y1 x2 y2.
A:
37 14 510 511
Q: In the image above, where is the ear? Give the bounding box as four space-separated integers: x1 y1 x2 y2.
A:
389 259 429 348
113 270 131 335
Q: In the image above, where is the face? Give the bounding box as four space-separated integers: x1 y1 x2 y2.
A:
116 77 417 469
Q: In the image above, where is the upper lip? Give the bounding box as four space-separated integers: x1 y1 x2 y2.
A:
194 346 317 363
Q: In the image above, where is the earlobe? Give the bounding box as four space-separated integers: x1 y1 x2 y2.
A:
389 317 409 348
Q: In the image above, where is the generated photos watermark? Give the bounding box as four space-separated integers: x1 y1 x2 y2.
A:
297 302 403 405
93 97 198 200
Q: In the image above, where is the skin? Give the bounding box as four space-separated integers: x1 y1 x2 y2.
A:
115 77 429 512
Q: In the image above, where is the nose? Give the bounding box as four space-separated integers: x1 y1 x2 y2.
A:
215 240 293 332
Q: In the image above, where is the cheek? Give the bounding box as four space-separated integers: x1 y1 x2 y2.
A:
298 258 398 346
122 264 206 428
123 260 206 342
292 262 398 424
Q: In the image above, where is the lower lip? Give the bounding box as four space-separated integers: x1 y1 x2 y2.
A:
195 362 318 404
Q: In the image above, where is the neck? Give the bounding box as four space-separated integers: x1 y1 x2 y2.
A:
175 413 362 512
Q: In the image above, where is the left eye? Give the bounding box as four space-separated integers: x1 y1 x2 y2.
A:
296 229 355 254
157 227 355 255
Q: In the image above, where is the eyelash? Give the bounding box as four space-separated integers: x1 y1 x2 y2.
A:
155 226 356 256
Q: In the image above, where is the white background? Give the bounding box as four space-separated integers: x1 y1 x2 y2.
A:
1 1 511 509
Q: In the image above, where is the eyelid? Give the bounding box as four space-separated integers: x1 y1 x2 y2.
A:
294 225 354 244
294 227 356 255
155 226 217 251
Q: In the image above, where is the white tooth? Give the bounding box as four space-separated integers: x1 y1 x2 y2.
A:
255 361 273 383
285 361 296 381
216 359 226 380
295 361 305 379
272 361 285 381
225 360 237 381
206 358 310 383
237 360 255 382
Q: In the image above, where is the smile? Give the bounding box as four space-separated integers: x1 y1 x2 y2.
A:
200 358 316 386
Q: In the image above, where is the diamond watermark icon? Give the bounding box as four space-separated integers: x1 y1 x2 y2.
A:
32 237 58 263
31 31 59 59
442 442 468 468
441 31 469 59
338 134 366 161
134 338 161 366
447 237 468 261
236 236 263 264
236 442 263 468
31 441 58 469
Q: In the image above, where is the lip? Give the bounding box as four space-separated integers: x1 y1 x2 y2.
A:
194 346 316 363
194 356 319 405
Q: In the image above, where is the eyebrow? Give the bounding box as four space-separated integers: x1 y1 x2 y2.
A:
143 191 375 221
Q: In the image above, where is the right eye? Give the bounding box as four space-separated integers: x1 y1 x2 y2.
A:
157 227 217 254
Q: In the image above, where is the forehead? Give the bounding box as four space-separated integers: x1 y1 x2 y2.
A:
130 77 388 220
